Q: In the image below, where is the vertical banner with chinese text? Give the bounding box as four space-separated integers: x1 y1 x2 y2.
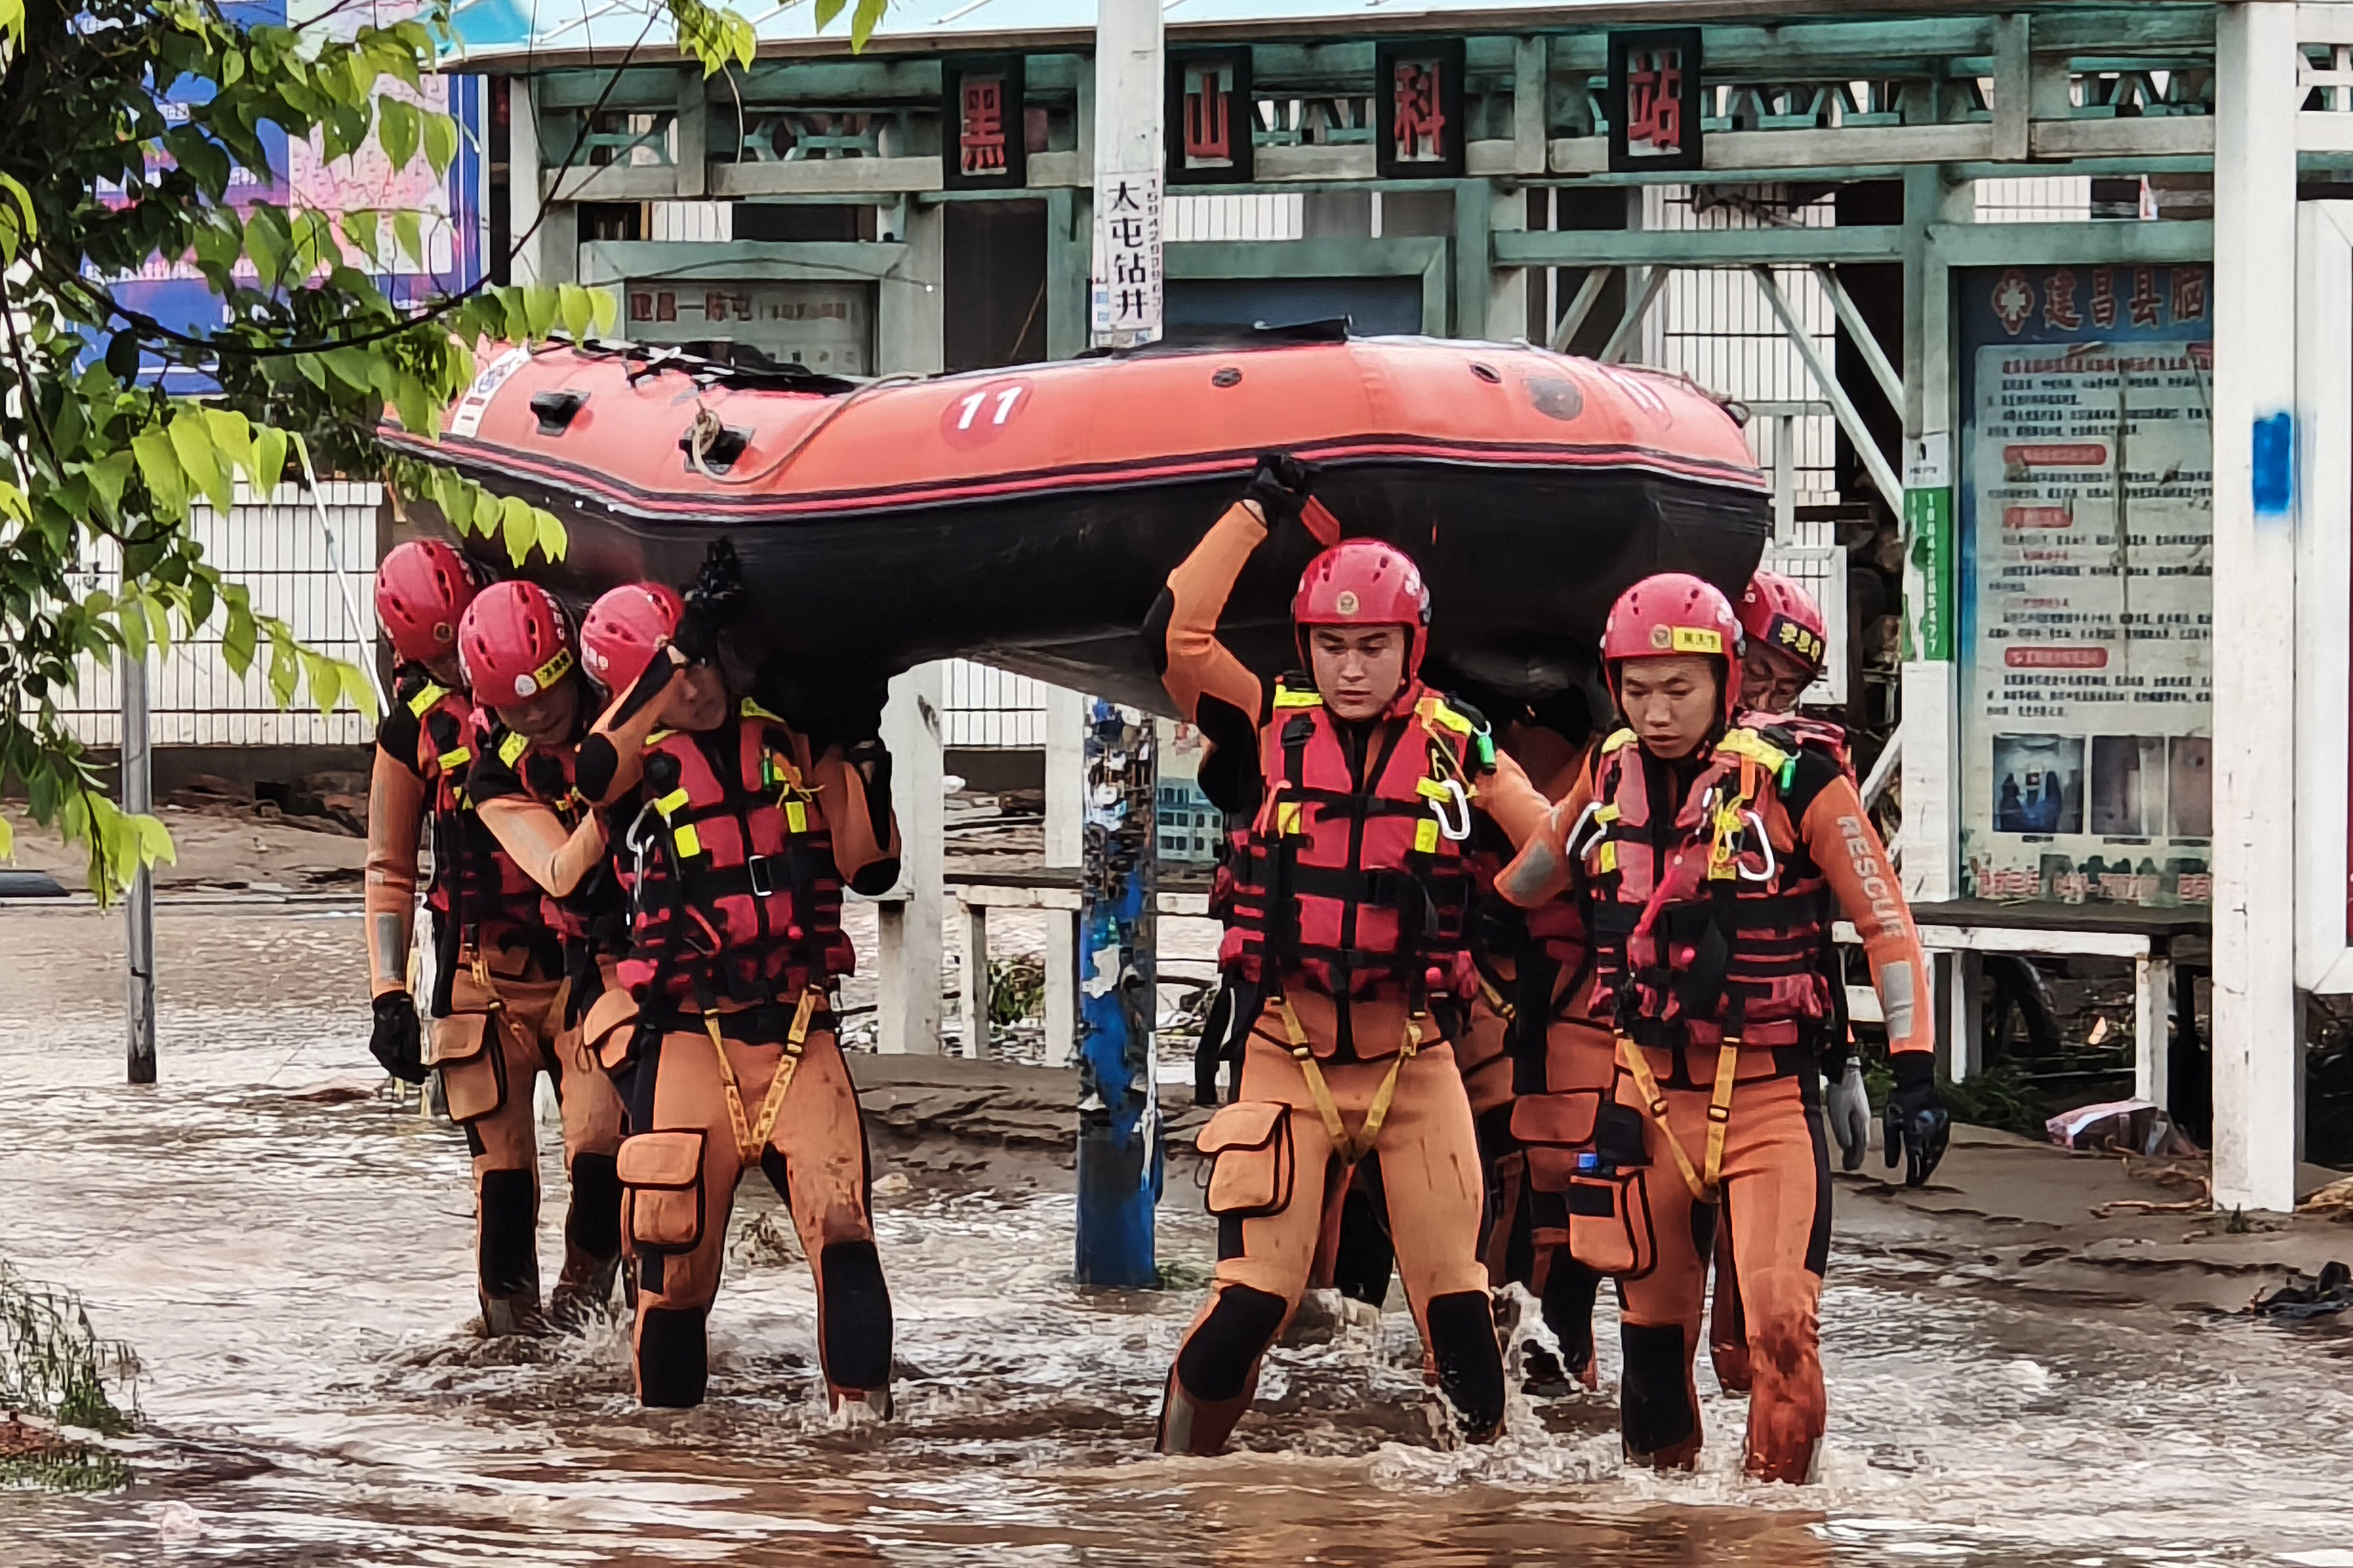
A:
943 57 1028 192
1956 263 2215 907
1375 40 1465 180
1608 29 1704 173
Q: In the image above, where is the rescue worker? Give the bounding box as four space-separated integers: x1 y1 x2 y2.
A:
366 545 584 1334
1150 454 1554 1453
1497 572 1948 1482
1707 567 1849 1395
574 559 904 1413
458 585 685 1329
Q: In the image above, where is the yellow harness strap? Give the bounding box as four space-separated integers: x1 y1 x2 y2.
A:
1616 1034 1742 1202
1275 997 1422 1164
469 953 537 1063
701 988 821 1164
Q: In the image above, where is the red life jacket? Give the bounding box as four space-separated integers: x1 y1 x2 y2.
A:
616 700 852 1009
1575 723 1832 1049
478 717 631 944
394 671 539 943
1220 679 1487 1006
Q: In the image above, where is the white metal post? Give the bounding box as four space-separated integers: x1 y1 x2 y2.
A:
2135 953 2175 1108
509 77 543 286
876 662 946 1054
1090 0 1163 349
960 898 990 1058
1043 684 1085 1066
121 650 156 1085
2210 2 2302 1213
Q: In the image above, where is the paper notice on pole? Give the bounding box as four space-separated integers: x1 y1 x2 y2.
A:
1954 264 2214 909
1091 170 1163 348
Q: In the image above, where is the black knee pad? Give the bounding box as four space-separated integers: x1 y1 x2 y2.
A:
478 1168 539 1298
1175 1284 1287 1403
638 1305 710 1408
1425 1290 1505 1437
1619 1320 1697 1456
818 1241 893 1392
566 1153 623 1259
1542 1255 1602 1369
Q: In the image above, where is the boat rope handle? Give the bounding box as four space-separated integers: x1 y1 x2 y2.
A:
687 372 929 488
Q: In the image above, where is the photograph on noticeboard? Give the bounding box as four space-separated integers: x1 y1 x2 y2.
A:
1955 264 2213 908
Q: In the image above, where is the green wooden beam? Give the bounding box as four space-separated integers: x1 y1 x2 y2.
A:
575 238 909 286
1495 225 1907 267
1453 179 1491 339
1926 219 2212 266
1165 236 1447 281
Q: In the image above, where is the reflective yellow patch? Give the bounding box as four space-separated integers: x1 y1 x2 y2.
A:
1669 627 1723 655
740 698 784 723
498 730 530 767
1601 728 1638 754
1413 818 1441 854
1415 777 1452 801
530 647 574 689
654 787 691 819
1423 700 1474 735
407 682 446 718
673 823 702 859
1275 801 1304 837
785 800 807 834
1716 727 1793 774
1596 840 1619 874
1595 803 1621 823
437 747 471 772
1272 685 1323 709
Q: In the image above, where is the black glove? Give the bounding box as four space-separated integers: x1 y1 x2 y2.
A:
674 539 748 664
1883 1051 1950 1187
370 991 428 1084
1243 451 1314 531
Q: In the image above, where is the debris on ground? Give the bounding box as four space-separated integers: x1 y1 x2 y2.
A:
2048 1099 2202 1157
2248 1261 2353 1320
2298 1175 2353 1221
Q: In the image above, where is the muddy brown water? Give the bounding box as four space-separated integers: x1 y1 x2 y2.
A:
1 906 2349 1566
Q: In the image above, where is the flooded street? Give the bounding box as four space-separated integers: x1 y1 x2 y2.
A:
1 905 2349 1566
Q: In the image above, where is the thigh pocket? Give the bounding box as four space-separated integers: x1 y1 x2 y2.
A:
576 986 640 1075
1567 1166 1657 1279
1512 1089 1603 1193
429 1013 505 1124
617 1129 706 1252
1194 1101 1295 1219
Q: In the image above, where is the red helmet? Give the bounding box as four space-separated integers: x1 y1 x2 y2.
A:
1292 540 1433 678
375 538 477 666
457 580 577 705
1601 572 1744 722
1737 569 1829 677
581 581 681 694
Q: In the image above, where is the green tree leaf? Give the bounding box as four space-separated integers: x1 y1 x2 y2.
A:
498 493 537 564
130 429 189 522
377 95 418 170
250 425 288 493
558 284 594 344
167 413 235 516
422 110 458 178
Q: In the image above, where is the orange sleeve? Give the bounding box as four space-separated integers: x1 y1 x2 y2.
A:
1799 773 1930 1055
816 742 900 887
581 661 703 808
1474 750 1554 850
363 747 427 999
1495 762 1598 908
475 795 609 897
1161 500 1272 734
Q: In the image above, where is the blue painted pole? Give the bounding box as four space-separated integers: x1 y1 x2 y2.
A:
1074 699 1161 1288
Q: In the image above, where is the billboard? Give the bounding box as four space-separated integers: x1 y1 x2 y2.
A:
1955 263 2214 907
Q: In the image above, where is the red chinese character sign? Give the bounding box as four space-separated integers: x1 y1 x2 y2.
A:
1165 51 1252 186
1608 28 1705 173
1375 41 1465 180
943 57 1028 191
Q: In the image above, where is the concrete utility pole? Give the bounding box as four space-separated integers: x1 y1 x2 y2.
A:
1089 0 1163 349
2209 2 2301 1213
876 662 946 1054
121 649 156 1085
1074 700 1159 1287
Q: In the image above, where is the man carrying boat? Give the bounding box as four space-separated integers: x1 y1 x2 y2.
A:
572 553 904 1413
1497 572 1945 1482
456 582 689 1331
1149 454 1555 1452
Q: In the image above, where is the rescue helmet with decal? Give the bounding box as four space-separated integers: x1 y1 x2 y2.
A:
1737 569 1829 678
581 581 682 695
1292 539 1432 678
374 538 478 666
1601 571 1743 722
457 580 578 704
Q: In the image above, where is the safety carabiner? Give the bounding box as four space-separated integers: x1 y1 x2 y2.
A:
1429 776 1474 842
1563 799 1605 862
1736 808 1778 883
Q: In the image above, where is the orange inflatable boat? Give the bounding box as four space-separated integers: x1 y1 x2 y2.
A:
384 327 1770 729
